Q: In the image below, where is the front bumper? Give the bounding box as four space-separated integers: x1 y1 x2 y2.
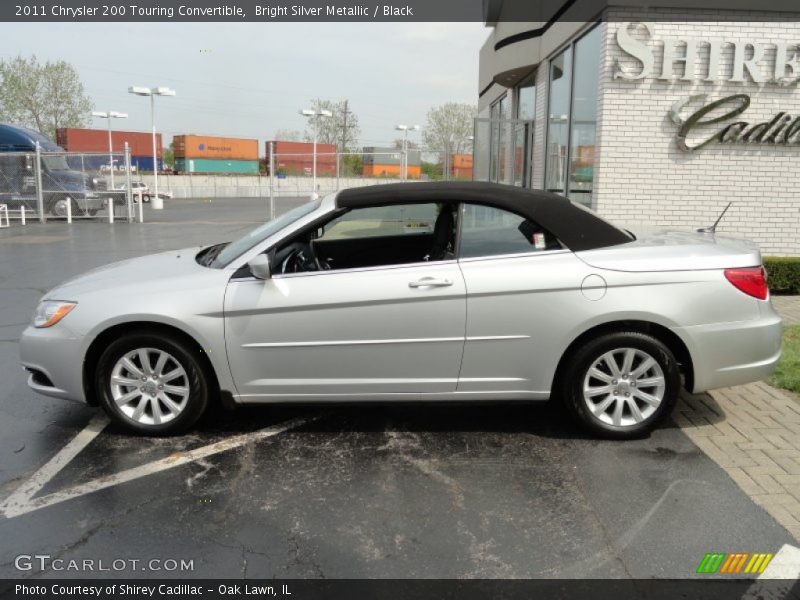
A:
19 324 88 403
675 305 783 393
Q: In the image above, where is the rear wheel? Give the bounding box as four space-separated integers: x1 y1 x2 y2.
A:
94 333 210 435
561 332 680 439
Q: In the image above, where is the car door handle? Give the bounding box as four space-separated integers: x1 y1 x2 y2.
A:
409 277 453 288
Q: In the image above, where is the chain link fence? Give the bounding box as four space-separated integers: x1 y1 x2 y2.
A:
148 149 466 202
0 146 135 223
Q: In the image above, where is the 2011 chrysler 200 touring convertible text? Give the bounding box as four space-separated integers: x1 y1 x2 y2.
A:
20 182 782 438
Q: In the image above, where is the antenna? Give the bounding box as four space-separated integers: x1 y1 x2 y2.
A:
698 202 732 234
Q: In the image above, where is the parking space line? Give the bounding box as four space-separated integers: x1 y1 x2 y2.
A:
0 415 312 519
759 544 800 580
0 414 109 518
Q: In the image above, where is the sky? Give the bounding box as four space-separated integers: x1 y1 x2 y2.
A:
0 22 488 151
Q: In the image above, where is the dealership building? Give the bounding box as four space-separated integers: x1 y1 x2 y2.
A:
475 1 800 255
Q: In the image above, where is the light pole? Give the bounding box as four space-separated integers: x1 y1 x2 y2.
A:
300 108 332 198
91 111 128 190
128 86 175 209
395 124 419 181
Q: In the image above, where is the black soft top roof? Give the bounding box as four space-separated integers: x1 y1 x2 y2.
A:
336 182 631 252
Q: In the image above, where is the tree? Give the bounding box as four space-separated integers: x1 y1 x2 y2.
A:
273 129 302 141
0 55 93 141
422 102 476 158
392 138 420 150
303 99 360 151
163 143 174 169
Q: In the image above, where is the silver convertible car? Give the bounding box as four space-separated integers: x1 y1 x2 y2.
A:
20 182 782 438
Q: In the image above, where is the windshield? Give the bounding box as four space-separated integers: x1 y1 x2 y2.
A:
211 199 321 268
41 155 71 172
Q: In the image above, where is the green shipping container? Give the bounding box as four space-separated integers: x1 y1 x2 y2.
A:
174 158 259 174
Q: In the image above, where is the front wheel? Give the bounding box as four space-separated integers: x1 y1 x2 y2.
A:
94 333 210 435
561 332 680 439
49 195 76 217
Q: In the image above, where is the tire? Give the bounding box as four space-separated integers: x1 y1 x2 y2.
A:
143 195 151 203
560 331 680 439
87 209 98 216
94 332 210 435
48 195 76 218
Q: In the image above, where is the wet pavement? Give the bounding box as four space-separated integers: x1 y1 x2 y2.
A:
0 198 795 579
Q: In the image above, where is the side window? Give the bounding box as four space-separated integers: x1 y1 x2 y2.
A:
273 202 458 274
459 204 561 259
318 204 438 241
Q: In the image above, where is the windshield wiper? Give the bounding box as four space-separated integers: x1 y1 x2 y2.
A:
200 243 227 267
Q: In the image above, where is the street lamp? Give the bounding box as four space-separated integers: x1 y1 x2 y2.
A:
91 111 127 189
300 108 332 198
128 86 176 209
395 124 419 181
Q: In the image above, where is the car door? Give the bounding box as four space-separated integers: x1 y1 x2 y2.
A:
456 203 589 397
224 202 467 400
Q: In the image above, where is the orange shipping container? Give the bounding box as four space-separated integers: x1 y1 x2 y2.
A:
451 154 473 169
362 164 420 179
174 135 259 161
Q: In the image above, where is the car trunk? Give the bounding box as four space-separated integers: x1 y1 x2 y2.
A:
575 230 762 272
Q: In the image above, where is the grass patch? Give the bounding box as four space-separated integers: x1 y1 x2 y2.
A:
769 324 800 394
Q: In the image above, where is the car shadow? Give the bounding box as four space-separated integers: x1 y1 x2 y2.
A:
98 390 729 443
660 390 728 430
98 398 599 441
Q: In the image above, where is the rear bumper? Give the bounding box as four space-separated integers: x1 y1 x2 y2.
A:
675 305 783 393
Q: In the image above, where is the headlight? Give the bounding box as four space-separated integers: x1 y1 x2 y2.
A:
33 301 77 328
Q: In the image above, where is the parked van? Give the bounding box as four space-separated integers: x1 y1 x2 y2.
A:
0 123 108 216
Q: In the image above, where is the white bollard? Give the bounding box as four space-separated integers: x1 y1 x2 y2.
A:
137 192 144 223
66 199 72 224
20 206 26 225
108 198 114 224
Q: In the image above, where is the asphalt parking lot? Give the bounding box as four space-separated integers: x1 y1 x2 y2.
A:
0 197 796 580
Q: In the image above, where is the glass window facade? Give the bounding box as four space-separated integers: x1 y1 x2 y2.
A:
544 25 600 207
474 79 535 187
568 26 601 206
545 47 572 195
516 74 536 122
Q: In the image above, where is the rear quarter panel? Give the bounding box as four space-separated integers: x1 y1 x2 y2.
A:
457 250 760 394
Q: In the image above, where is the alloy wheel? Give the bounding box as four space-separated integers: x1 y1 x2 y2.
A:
109 347 190 425
582 347 665 428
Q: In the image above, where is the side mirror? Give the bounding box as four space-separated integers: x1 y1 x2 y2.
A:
248 254 271 280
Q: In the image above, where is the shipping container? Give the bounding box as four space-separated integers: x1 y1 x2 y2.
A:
174 135 258 161
265 141 337 176
451 154 473 169
362 164 421 179
63 154 162 172
129 156 164 172
362 146 420 167
450 167 473 181
56 128 162 157
174 158 259 174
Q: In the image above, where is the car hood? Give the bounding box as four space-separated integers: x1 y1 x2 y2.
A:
46 247 209 299
575 229 761 272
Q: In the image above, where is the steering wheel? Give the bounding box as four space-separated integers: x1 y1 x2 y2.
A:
276 242 318 274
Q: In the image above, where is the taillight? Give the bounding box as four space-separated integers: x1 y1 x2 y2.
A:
724 266 768 300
